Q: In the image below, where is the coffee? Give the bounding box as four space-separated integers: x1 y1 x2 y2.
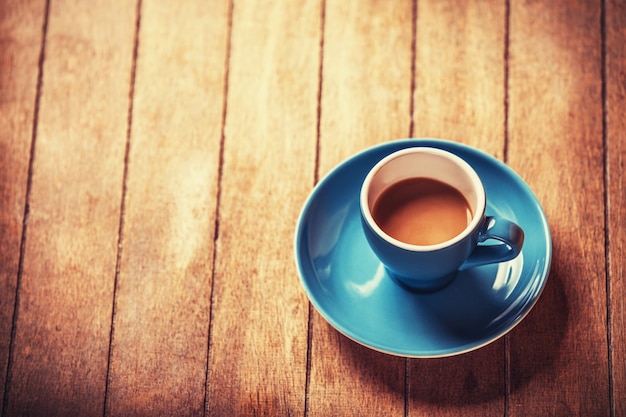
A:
372 177 472 246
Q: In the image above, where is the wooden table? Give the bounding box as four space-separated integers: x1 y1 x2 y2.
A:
1 0 624 416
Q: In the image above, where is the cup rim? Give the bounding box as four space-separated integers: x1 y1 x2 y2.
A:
360 147 486 252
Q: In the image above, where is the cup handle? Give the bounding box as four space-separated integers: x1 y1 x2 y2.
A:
459 216 525 271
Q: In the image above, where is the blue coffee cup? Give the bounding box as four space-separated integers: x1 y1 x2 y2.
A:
360 147 524 291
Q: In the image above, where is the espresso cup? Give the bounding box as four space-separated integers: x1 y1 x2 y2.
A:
360 147 524 291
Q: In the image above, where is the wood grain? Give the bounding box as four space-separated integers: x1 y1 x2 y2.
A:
413 0 506 159
0 1 46 414
409 1 507 416
606 0 626 414
3 0 136 415
205 1 320 415
104 1 228 416
317 0 414 177
507 1 608 415
0 0 623 415
309 1 413 416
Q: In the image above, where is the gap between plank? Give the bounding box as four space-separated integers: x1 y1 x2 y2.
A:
1 0 50 415
102 0 142 415
204 0 234 415
304 1 326 416
600 0 615 415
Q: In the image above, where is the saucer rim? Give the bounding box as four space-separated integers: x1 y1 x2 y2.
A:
294 138 552 358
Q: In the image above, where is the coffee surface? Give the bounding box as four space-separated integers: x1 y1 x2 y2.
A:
372 178 472 246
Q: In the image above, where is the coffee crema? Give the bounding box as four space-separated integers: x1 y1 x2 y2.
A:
372 177 472 246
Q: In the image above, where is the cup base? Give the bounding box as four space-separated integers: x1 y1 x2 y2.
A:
388 270 457 292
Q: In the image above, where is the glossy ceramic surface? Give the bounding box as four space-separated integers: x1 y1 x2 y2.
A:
294 139 552 358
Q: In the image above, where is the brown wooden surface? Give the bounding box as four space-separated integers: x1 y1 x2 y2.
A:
507 1 608 415
105 1 227 415
0 0 624 416
3 0 135 415
607 0 626 416
206 0 317 415
0 0 46 407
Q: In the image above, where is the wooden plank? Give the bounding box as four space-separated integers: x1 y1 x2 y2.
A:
104 1 229 416
606 0 626 414
0 1 46 414
317 0 414 175
413 0 507 159
309 1 412 416
408 1 506 416
3 0 136 415
205 1 320 415
507 1 608 415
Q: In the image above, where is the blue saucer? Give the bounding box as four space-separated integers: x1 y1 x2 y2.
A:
294 139 551 357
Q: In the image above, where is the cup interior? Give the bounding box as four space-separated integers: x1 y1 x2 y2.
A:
361 147 485 249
